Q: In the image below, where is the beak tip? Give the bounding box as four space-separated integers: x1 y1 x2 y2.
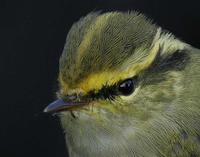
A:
43 99 64 113
43 107 48 113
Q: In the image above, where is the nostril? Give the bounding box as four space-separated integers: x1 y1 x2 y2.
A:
63 94 77 102
68 95 77 101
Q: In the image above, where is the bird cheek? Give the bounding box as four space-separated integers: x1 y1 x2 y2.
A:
85 100 113 114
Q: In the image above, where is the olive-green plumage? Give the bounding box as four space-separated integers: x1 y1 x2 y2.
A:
59 12 157 87
47 11 200 157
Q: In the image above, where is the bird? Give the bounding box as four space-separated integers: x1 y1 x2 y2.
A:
44 11 200 157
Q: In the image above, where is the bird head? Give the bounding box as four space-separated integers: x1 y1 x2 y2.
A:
44 12 196 156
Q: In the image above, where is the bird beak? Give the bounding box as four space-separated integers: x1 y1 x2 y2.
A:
44 98 87 113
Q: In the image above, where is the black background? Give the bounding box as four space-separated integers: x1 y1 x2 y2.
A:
1 0 200 157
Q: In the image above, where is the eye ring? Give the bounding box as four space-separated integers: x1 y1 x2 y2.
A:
117 78 136 96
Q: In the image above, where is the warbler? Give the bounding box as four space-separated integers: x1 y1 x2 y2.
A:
44 11 200 157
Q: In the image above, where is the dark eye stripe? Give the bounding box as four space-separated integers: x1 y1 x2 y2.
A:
149 49 189 72
87 76 137 100
87 84 117 100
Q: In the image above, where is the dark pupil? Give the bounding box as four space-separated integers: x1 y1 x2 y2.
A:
118 79 134 96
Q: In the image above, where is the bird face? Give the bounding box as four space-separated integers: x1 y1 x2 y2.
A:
44 12 200 156
45 11 185 122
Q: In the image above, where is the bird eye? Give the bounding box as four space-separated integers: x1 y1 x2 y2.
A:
118 78 135 96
